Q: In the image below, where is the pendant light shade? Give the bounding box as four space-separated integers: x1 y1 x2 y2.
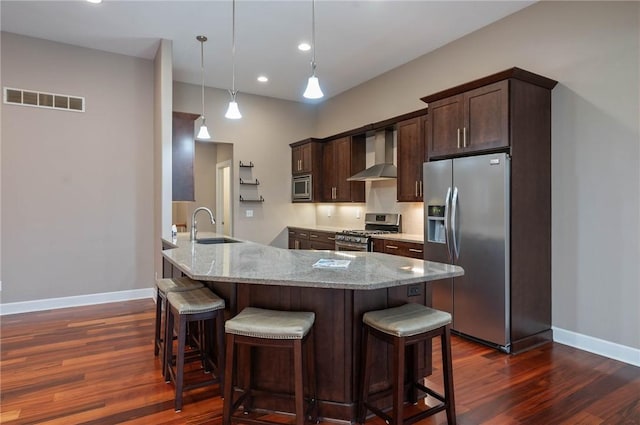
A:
225 0 242 119
197 120 211 139
196 35 211 140
225 91 242 119
303 0 324 100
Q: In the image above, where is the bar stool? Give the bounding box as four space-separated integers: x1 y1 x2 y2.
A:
358 303 456 425
222 307 318 425
154 277 204 368
165 287 226 411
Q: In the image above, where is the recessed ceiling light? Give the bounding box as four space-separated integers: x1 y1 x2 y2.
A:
86 0 102 3
257 75 269 83
298 43 311 52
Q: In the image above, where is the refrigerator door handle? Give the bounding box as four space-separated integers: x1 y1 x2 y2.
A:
444 187 453 261
451 186 460 260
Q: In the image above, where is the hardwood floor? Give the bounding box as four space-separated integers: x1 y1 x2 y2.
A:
1 299 638 425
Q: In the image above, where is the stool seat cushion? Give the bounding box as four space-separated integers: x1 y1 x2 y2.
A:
363 303 451 337
167 287 225 314
157 277 204 294
225 307 315 340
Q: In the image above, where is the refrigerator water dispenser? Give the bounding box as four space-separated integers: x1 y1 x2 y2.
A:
427 205 446 244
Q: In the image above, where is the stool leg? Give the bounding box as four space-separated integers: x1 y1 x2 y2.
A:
441 326 456 425
154 288 162 356
358 325 373 424
216 310 225 391
407 343 419 404
392 337 406 425
223 333 236 425
164 305 175 382
161 295 171 376
293 339 305 425
175 314 188 412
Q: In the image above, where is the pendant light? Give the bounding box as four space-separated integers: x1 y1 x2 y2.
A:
303 0 324 99
196 35 211 140
225 0 242 119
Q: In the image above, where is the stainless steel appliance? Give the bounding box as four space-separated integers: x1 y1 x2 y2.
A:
292 174 312 202
335 213 401 251
424 153 511 351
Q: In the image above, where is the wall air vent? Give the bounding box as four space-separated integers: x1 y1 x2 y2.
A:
3 87 85 112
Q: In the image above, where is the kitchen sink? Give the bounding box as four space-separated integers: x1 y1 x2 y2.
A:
196 237 241 244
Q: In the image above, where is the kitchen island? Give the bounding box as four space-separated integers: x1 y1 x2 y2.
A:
162 234 463 421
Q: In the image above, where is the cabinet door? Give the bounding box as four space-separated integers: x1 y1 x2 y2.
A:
172 112 199 201
463 80 509 152
291 145 302 174
397 117 425 202
322 141 336 201
426 94 463 159
334 137 354 202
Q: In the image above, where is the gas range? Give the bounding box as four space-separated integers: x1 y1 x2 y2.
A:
334 213 401 252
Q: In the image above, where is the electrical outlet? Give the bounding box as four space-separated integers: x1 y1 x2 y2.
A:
356 208 361 219
246 210 253 218
407 284 422 297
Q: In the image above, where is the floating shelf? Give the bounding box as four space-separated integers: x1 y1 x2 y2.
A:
240 195 265 203
240 178 260 186
239 161 254 168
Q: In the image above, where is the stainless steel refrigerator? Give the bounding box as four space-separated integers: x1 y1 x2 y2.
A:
423 152 511 351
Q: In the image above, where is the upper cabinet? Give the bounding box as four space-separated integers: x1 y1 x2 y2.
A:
172 111 199 202
292 138 322 175
422 67 557 160
426 80 508 159
396 115 427 202
322 135 366 202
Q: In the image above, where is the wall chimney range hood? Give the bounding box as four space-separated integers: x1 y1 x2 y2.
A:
347 130 396 181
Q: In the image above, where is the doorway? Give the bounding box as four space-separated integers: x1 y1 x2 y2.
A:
216 160 233 236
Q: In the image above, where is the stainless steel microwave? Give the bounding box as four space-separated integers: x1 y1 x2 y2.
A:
292 174 312 202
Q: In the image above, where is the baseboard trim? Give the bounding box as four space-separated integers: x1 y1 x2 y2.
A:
0 288 155 316
552 326 640 367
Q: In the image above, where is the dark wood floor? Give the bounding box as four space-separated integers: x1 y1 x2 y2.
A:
1 299 638 425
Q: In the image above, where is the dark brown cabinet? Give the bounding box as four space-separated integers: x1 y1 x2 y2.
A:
291 138 322 175
172 112 199 201
321 136 366 202
426 80 509 159
396 115 427 202
372 238 424 259
288 228 310 250
308 230 336 250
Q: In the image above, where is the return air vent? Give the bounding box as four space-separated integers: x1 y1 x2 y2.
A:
3 87 85 112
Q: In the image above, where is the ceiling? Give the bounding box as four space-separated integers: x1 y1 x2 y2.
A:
1 1 534 103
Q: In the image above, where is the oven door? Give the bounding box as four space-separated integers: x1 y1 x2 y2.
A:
334 240 369 252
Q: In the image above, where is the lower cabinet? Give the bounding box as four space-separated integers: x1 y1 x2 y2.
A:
289 228 336 250
309 230 336 250
372 238 424 259
288 228 310 249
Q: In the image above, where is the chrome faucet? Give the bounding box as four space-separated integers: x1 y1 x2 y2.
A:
190 207 216 240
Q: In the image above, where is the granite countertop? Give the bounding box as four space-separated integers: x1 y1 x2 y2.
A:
162 233 462 290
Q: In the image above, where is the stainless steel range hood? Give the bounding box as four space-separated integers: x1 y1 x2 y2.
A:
347 130 396 181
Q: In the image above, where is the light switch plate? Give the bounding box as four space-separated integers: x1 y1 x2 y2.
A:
246 210 253 218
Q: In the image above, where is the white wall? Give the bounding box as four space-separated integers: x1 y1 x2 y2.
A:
1 33 155 303
172 82 316 247
315 2 640 350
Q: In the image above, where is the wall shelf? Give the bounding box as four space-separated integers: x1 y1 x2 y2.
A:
240 178 260 186
239 161 254 168
240 195 265 203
